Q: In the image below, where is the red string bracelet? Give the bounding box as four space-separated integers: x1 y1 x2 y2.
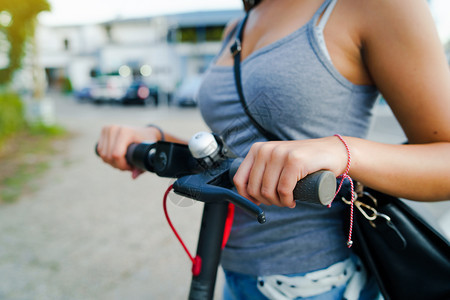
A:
331 134 355 248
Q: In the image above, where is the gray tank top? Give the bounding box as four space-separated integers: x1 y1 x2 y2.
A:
197 0 379 276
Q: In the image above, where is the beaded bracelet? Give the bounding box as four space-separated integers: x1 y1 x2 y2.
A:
147 124 165 141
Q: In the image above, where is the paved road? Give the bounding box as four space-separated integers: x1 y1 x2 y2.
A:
0 95 448 300
0 96 218 300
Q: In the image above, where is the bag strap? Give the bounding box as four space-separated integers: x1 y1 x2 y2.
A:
230 13 281 141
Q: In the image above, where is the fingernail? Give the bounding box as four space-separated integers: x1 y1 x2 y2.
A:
131 169 140 179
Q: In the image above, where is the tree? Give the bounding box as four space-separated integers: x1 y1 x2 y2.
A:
0 0 50 85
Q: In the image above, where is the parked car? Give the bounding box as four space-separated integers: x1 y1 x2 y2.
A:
121 81 159 106
89 75 130 104
74 86 92 102
174 76 203 107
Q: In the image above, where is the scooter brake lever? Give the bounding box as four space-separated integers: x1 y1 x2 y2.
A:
173 168 266 224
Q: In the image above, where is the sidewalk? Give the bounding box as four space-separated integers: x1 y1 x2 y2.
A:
0 96 216 299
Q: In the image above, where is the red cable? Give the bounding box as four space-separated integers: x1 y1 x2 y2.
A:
163 184 202 276
222 203 235 249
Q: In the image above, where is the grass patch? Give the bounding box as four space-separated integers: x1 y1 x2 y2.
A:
0 123 69 203
0 91 25 147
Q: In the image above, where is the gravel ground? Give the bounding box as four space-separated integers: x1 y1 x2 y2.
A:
0 95 448 300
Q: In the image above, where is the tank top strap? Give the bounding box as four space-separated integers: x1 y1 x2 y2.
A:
310 0 338 62
212 17 242 63
315 0 338 31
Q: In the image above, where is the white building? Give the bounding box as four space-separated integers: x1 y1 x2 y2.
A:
36 9 243 96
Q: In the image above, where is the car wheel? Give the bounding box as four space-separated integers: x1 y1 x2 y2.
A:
143 97 153 106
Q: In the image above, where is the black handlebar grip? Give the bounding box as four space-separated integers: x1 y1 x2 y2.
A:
125 143 138 166
126 143 156 172
229 158 336 206
95 142 155 172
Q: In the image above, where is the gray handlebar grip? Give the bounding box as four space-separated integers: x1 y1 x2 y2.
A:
293 170 336 205
229 158 336 206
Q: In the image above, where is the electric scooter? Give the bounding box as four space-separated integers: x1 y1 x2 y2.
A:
100 132 337 300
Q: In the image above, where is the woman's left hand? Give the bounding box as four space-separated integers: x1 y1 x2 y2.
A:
233 136 348 208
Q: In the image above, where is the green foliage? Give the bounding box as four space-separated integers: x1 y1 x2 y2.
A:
0 122 67 203
0 91 25 145
62 76 73 93
27 121 66 136
1 160 49 203
0 0 50 84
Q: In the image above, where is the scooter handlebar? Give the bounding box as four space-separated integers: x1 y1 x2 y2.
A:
97 141 337 223
229 158 336 206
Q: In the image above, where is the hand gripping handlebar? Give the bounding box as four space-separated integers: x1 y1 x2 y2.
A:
123 139 337 223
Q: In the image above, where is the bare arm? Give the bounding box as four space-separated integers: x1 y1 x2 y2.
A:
348 0 450 201
234 0 450 205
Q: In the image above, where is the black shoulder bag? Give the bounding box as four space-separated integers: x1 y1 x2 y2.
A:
230 14 450 300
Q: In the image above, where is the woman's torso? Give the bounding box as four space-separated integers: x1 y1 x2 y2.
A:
197 0 379 275
216 0 373 86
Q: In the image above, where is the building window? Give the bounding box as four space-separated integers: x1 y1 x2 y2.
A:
64 38 70 51
205 26 224 41
105 24 112 42
178 27 196 43
175 25 225 43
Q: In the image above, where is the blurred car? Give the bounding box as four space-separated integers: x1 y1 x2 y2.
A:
121 81 159 106
174 76 203 107
89 75 130 103
74 86 92 101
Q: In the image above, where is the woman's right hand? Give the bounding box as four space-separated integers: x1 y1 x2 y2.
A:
97 125 163 177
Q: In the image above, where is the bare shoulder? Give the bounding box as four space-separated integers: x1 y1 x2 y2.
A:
221 18 241 41
320 0 436 86
341 0 431 35
352 0 436 42
349 0 450 143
